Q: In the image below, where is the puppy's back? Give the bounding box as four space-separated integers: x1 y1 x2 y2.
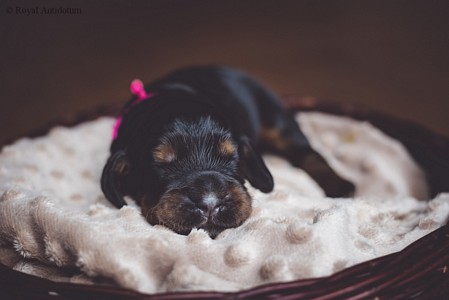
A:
150 66 282 140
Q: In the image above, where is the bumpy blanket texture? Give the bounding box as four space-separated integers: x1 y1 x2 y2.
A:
0 112 448 294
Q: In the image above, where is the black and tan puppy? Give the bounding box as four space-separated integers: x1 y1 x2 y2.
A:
101 66 353 238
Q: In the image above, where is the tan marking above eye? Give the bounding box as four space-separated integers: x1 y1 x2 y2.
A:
153 143 177 163
219 139 237 156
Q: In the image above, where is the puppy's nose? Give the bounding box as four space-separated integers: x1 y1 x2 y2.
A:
197 194 222 217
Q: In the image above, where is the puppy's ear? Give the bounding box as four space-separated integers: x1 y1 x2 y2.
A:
101 150 130 208
238 136 274 193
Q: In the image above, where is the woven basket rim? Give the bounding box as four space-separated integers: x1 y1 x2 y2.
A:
1 96 449 299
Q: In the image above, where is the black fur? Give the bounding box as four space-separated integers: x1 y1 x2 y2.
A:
101 66 354 238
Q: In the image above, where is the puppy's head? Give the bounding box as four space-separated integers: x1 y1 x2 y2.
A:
145 117 272 238
102 116 273 238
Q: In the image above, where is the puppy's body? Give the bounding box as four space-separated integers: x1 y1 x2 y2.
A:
102 66 353 237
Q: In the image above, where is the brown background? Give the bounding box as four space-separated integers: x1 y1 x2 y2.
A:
1 0 448 145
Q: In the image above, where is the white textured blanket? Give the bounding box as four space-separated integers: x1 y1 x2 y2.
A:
0 112 448 294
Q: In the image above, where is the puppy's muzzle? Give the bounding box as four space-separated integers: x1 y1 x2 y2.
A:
143 170 252 238
184 171 243 228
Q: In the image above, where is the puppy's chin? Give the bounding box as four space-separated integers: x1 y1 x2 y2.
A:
141 184 252 238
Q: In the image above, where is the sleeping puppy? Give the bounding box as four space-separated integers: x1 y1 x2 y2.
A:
101 66 354 238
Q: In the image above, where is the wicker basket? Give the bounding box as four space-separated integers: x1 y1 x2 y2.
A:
1 97 448 299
